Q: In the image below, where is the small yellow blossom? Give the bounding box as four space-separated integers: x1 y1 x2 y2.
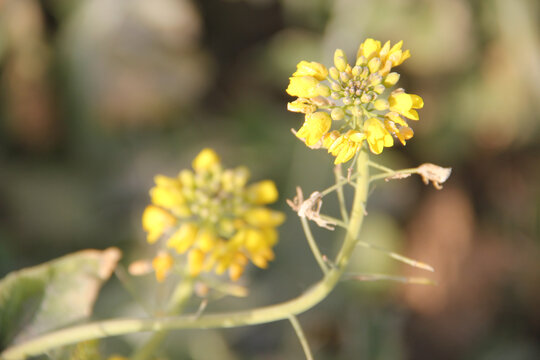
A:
292 61 328 80
152 252 174 282
142 205 176 244
286 38 423 161
247 180 279 205
324 130 366 164
287 98 317 114
141 149 285 281
286 76 320 98
365 118 394 154
192 148 220 172
296 111 332 146
388 91 423 120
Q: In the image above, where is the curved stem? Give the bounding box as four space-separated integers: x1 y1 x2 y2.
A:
1 152 370 360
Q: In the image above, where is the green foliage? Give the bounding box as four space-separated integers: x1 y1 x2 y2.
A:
0 248 121 350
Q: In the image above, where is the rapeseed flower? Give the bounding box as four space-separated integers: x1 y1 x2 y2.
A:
286 38 423 163
141 148 285 282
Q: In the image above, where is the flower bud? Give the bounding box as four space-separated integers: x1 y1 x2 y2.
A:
368 57 381 73
383 72 400 87
334 49 348 72
331 108 345 120
373 84 385 94
329 67 340 80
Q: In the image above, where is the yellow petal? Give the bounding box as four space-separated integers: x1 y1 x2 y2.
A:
358 38 381 59
167 222 198 254
196 228 217 252
411 94 424 108
192 148 220 172
152 252 174 282
286 76 320 97
293 61 328 81
188 249 205 277
247 180 279 205
142 205 176 244
296 111 332 146
244 208 285 227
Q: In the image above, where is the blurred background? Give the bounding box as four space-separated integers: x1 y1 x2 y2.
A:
0 0 539 359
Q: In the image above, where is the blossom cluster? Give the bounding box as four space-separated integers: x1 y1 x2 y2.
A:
142 149 285 282
287 39 423 163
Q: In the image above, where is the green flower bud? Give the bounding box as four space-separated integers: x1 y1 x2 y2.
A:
343 97 353 105
331 108 345 121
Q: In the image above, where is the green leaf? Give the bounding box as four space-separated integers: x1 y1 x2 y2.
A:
0 248 121 350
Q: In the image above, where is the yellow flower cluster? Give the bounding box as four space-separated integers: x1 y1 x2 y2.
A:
142 148 285 282
286 39 423 163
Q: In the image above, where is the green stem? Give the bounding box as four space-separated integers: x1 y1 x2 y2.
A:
131 279 194 360
288 315 313 360
300 216 329 275
1 152 370 360
333 165 349 224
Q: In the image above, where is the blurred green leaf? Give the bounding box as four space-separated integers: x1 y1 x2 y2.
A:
0 248 121 350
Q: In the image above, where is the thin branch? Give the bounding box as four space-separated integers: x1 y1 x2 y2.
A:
355 241 434 272
300 216 329 275
288 315 314 360
333 165 349 224
343 273 437 285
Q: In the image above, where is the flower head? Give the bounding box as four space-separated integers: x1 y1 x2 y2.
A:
141 148 285 282
286 39 423 163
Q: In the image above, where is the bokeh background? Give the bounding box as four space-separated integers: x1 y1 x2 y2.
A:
1 0 539 359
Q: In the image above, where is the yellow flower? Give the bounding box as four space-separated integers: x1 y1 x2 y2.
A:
286 38 422 158
292 61 328 80
286 76 330 98
364 118 394 154
388 91 424 120
152 252 174 282
141 149 285 281
384 119 414 145
324 130 366 164
296 111 332 146
142 205 176 244
357 38 382 60
287 98 316 114
150 175 190 217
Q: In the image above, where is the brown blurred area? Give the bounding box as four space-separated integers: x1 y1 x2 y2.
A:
0 0 539 359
